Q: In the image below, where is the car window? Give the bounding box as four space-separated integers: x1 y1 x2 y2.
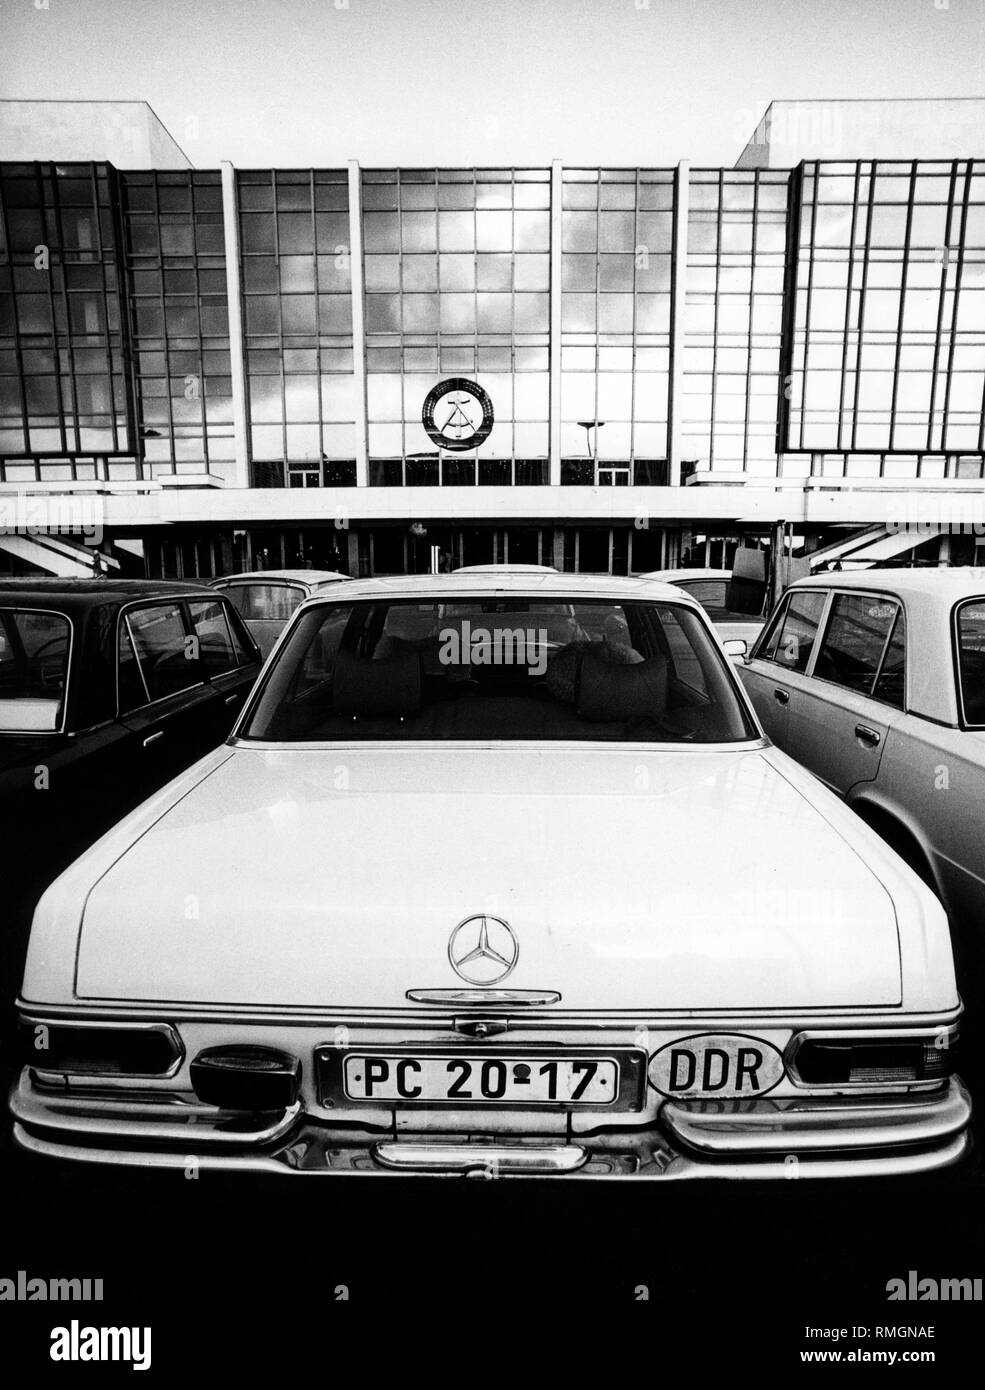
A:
223 602 259 666
223 582 303 622
813 594 902 700
675 579 728 609
758 591 827 673
655 604 709 696
242 597 757 745
0 609 71 732
955 600 985 727
187 599 247 676
120 602 200 708
118 621 149 712
872 607 906 709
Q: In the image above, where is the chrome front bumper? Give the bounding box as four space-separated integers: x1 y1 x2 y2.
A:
10 1069 973 1179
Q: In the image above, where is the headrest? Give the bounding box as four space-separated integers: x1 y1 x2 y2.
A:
577 649 668 723
332 648 422 718
381 606 436 641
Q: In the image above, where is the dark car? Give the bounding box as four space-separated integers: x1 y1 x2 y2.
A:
0 579 262 880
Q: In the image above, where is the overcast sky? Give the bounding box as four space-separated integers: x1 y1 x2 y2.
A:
1 0 983 167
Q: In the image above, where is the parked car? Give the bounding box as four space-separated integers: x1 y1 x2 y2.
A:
639 568 764 651
12 574 969 1179
210 569 350 658
0 579 262 877
738 570 985 931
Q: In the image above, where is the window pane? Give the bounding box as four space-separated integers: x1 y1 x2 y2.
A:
242 597 756 744
772 591 827 672
0 610 71 731
956 600 985 725
872 608 906 709
813 593 898 695
126 603 199 701
439 254 475 290
188 600 238 674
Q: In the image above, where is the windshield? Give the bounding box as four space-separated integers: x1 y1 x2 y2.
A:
221 582 304 621
241 596 757 744
0 609 71 732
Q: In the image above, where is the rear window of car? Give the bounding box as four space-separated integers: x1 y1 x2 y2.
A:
813 594 906 708
222 582 303 621
754 590 827 673
675 579 728 609
240 596 757 745
955 600 985 727
0 609 71 732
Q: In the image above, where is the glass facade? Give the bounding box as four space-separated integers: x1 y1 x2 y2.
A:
786 159 985 458
560 168 674 481
0 156 983 491
683 169 789 475
0 162 133 475
362 167 550 486
122 169 232 470
238 169 355 485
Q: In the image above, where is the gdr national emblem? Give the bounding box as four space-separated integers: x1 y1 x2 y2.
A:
422 378 494 451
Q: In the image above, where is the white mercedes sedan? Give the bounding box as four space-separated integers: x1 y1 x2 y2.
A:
11 573 971 1179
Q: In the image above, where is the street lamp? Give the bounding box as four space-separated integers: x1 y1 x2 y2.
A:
577 420 606 462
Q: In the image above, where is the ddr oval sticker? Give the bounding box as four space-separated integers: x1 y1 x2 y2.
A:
649 1033 785 1099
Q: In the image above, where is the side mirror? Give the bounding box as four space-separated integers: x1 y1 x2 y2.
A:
722 638 748 661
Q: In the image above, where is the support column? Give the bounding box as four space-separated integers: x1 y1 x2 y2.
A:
549 159 563 487
348 160 369 487
668 160 689 488
220 162 249 489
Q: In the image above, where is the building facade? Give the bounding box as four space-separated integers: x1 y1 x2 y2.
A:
0 100 983 579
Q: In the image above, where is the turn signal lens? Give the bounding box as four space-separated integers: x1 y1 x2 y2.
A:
793 1038 952 1086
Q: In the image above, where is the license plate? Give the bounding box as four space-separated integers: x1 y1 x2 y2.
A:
341 1052 620 1105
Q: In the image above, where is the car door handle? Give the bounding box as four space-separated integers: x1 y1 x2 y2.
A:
855 724 881 747
143 730 165 747
224 694 239 705
774 689 790 705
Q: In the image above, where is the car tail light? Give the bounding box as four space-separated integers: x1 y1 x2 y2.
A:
791 1035 952 1087
22 1021 180 1076
190 1045 301 1110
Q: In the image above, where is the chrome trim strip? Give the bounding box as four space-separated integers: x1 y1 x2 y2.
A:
12 1127 301 1175
661 1077 971 1156
12 1124 970 1181
227 737 771 754
19 1000 963 1030
371 1142 589 1175
406 989 562 1006
12 1071 300 1147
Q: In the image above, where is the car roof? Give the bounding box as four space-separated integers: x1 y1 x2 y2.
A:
789 568 985 600
212 569 348 584
0 578 220 610
639 568 731 581
295 571 693 605
453 563 559 574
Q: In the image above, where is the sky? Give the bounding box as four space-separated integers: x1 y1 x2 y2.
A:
1 0 983 167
